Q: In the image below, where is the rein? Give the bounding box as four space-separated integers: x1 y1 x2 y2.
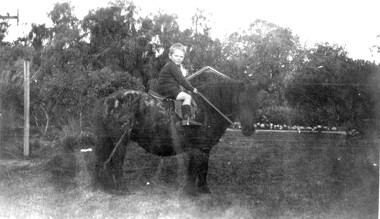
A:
186 66 237 127
196 92 235 126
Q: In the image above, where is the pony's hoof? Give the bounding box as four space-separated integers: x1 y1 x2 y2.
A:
111 189 131 196
105 187 131 196
197 186 212 194
182 185 197 197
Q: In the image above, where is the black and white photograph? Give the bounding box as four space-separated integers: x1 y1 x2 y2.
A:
1 0 379 218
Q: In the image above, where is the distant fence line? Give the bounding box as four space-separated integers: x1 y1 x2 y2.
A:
227 128 347 135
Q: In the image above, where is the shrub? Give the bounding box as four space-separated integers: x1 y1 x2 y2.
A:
257 105 348 127
258 106 303 126
87 67 145 99
32 67 144 133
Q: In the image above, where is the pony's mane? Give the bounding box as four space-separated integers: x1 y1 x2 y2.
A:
198 79 242 115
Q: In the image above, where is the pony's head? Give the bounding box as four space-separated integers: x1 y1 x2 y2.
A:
198 79 260 136
236 81 259 136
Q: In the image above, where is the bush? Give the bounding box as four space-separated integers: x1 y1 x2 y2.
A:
44 134 96 190
258 106 303 126
257 105 348 127
87 67 145 99
31 67 145 133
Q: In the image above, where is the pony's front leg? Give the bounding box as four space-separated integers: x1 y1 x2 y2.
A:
196 151 211 194
95 130 130 194
183 148 211 196
94 136 113 190
108 139 128 193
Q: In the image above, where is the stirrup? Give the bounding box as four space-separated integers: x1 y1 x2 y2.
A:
181 118 202 126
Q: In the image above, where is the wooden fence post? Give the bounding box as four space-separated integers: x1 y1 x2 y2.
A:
23 60 30 156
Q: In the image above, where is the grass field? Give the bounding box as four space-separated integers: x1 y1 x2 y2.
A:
0 131 378 218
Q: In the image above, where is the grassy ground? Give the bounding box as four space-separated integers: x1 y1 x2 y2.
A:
0 131 378 218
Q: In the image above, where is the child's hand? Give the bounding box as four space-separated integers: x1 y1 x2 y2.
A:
193 88 198 94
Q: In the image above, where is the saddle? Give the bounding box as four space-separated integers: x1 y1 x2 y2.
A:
148 90 200 125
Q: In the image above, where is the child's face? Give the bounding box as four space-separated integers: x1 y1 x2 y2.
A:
169 49 185 65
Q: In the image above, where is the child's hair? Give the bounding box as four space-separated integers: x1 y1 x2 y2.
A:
169 43 186 55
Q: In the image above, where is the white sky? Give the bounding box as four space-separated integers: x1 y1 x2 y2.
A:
2 0 380 63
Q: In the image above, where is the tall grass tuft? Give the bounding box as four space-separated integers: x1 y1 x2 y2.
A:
62 118 82 138
45 118 96 191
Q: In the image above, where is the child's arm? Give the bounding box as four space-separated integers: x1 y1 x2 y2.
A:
169 64 196 92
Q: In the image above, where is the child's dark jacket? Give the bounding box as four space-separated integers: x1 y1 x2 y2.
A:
156 61 194 98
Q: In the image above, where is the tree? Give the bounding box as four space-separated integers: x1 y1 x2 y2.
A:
26 2 90 130
141 11 182 89
285 43 379 129
186 9 223 72
0 20 10 43
222 19 300 105
371 34 380 54
82 1 158 89
0 42 35 144
82 4 136 70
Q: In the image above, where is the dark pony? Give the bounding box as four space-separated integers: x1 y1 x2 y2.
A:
92 79 260 195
